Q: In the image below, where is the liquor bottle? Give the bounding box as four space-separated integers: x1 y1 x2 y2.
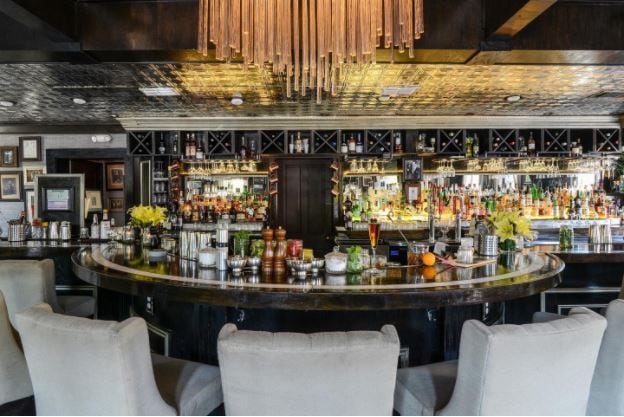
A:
239 135 248 160
348 133 356 153
229 204 237 223
249 137 257 159
189 133 197 159
355 134 364 153
527 132 536 157
195 135 205 160
517 134 525 155
158 136 166 154
340 135 348 153
472 134 480 156
295 133 303 153
289 134 294 154
465 136 473 158
184 133 191 158
394 132 403 153
172 133 179 154
100 209 111 240
303 137 309 154
90 213 100 240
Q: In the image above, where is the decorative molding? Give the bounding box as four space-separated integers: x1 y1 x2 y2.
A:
120 115 622 131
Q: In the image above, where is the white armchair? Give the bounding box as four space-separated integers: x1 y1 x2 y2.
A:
394 308 606 415
218 323 400 416
15 304 222 415
0 290 32 406
0 259 94 326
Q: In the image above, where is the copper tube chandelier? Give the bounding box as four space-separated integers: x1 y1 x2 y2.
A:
198 0 424 103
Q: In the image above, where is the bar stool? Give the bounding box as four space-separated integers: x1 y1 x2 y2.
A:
15 304 223 416
0 290 32 407
218 323 400 415
0 259 94 326
394 308 606 415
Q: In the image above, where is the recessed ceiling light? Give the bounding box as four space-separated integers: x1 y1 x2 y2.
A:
381 85 419 97
111 113 119 118
0 100 14 107
378 95 391 103
139 87 180 97
72 97 87 105
231 93 244 106
506 95 522 103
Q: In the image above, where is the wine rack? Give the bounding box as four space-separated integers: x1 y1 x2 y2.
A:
489 129 517 155
542 129 570 154
438 130 465 155
312 130 339 153
365 130 393 154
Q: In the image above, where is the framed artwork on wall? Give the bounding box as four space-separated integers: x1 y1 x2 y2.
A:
0 147 18 167
0 172 21 201
19 136 42 162
403 157 422 182
106 163 124 190
109 197 124 212
85 190 102 212
23 165 46 187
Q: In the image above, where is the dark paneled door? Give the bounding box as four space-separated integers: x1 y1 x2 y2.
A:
277 158 334 256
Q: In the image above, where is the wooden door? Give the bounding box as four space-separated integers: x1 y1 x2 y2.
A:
277 158 334 256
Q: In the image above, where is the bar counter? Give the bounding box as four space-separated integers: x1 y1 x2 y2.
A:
71 244 564 310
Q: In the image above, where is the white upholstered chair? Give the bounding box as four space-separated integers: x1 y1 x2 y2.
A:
535 299 624 415
0 290 32 406
0 259 94 326
15 303 222 416
218 323 400 416
394 308 606 416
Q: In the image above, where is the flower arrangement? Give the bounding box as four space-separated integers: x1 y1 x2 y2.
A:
127 205 167 228
487 211 534 251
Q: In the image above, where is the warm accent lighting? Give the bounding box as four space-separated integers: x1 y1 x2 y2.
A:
198 0 425 103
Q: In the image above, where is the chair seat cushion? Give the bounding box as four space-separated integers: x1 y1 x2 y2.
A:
394 360 458 416
152 354 222 416
57 295 95 318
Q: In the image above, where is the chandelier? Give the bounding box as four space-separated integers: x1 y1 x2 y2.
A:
198 0 424 103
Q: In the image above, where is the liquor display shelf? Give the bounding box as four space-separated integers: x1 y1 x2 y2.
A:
127 127 622 157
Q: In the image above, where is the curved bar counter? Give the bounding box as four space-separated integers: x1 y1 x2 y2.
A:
72 244 564 311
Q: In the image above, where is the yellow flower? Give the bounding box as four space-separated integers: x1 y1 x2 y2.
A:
487 212 534 241
128 205 167 227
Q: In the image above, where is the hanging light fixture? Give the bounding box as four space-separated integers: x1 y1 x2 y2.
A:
197 0 424 103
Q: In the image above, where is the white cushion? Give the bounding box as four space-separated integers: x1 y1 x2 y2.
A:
218 323 400 415
0 290 32 405
394 361 457 416
152 353 222 416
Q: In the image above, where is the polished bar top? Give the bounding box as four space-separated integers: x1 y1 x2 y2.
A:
72 244 564 310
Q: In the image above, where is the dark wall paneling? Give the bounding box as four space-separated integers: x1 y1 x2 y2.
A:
78 0 198 51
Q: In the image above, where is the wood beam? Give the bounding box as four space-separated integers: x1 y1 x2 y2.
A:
490 0 558 39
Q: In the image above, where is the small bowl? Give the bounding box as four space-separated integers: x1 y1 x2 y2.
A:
310 258 325 275
286 257 299 275
246 256 261 273
292 259 312 279
227 256 247 276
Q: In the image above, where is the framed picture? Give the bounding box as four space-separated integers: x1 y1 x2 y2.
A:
19 136 42 162
85 190 102 212
24 189 35 223
23 165 46 187
403 157 422 182
106 163 124 190
0 172 21 201
0 146 18 167
109 197 124 212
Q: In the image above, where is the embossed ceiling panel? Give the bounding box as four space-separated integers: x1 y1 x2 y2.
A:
0 62 621 123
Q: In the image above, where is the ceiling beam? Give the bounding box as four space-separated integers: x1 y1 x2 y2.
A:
490 0 558 39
